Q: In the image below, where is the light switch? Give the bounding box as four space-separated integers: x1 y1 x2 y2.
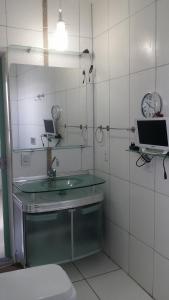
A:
30 137 36 145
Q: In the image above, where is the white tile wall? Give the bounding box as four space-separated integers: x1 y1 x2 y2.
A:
155 193 169 260
80 0 92 38
110 76 129 129
93 0 108 37
110 136 130 181
130 184 154 247
7 28 43 49
93 32 109 83
129 236 154 294
130 69 155 128
156 0 169 67
156 65 169 117
109 19 129 78
0 26 6 48
110 175 130 231
109 223 129 272
155 158 169 196
94 81 109 126
130 3 155 73
108 0 129 28
95 170 111 219
95 132 110 174
0 0 6 26
6 0 43 31
154 253 169 300
93 1 169 298
129 0 154 15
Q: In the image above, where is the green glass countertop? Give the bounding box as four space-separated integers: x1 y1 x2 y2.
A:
14 174 105 193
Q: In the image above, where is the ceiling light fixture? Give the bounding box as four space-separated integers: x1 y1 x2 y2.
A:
55 8 68 51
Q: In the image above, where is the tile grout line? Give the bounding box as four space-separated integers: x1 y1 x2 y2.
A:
85 279 101 300
42 0 48 66
152 1 158 296
72 261 100 299
72 256 120 278
95 166 169 198
128 0 131 277
94 60 169 85
93 1 156 40
82 268 121 281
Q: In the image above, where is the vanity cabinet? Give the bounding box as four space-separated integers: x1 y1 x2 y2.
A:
25 210 72 267
13 184 104 267
73 203 102 258
24 203 103 267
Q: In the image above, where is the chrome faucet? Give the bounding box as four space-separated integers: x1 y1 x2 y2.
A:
47 147 59 179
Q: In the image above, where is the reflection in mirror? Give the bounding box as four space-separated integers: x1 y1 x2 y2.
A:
9 64 93 150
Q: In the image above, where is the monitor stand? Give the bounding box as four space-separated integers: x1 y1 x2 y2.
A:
141 148 168 156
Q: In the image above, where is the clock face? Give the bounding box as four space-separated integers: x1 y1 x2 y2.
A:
141 92 162 118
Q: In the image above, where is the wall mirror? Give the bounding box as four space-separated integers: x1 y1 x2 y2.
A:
9 64 93 151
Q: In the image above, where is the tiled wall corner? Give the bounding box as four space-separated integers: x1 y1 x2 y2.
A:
93 1 169 299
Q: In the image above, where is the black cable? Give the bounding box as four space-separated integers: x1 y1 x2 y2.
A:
136 154 153 168
55 138 61 147
41 135 45 147
163 154 168 180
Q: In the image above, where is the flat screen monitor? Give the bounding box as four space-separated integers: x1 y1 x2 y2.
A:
136 118 169 151
44 119 55 135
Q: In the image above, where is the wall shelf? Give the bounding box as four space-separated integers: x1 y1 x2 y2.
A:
13 145 92 153
128 148 169 158
8 45 93 58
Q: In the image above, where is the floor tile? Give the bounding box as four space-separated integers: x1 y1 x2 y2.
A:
74 280 99 300
61 263 83 283
88 270 153 300
74 252 119 279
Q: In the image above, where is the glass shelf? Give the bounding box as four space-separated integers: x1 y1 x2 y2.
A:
14 174 105 193
128 148 169 158
8 45 93 58
13 144 92 153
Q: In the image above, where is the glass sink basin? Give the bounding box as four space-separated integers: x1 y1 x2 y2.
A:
14 174 105 193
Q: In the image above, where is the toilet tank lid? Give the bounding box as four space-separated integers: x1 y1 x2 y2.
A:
0 264 77 300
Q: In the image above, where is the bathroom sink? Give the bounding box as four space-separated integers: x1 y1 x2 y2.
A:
14 174 105 193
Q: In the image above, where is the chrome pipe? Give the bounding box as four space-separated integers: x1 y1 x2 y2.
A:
2 53 15 260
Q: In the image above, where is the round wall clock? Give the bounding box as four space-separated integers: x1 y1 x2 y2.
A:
141 92 163 118
51 105 62 121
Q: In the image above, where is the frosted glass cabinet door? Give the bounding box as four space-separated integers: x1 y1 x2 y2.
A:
25 210 71 266
73 203 103 259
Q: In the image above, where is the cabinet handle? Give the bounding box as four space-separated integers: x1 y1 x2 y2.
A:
81 204 100 215
26 214 58 222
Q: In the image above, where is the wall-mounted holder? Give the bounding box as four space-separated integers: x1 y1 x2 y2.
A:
128 143 169 180
95 125 136 143
34 94 45 101
41 133 62 148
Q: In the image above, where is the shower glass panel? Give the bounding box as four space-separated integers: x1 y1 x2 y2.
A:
0 56 10 262
0 161 4 259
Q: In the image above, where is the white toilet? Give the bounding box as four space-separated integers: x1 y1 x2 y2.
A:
0 264 77 300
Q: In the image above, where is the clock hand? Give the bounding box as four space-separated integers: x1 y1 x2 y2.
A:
144 102 155 109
